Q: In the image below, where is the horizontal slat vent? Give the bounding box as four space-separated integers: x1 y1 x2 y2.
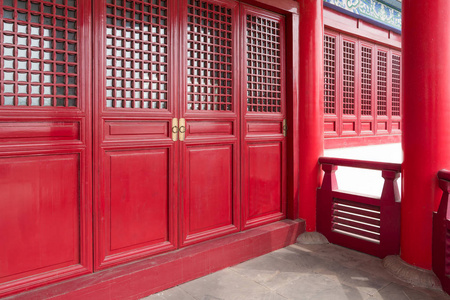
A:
332 198 380 244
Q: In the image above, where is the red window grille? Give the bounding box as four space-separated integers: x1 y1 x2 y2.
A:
186 0 233 111
360 46 372 116
324 34 336 115
246 14 282 113
1 0 78 108
105 0 169 109
342 40 355 115
391 54 401 117
377 51 387 116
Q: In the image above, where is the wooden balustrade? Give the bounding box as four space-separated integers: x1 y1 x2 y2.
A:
433 169 450 294
317 157 401 258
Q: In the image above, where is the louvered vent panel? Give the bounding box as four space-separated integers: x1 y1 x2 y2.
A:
332 198 381 244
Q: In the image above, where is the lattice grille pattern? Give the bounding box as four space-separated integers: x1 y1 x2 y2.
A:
360 46 372 116
1 0 78 107
186 0 232 111
105 0 168 109
246 14 282 113
377 51 387 116
332 198 381 244
391 54 400 116
324 34 336 115
342 41 355 115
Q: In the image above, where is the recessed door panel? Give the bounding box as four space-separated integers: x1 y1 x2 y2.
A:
247 142 282 219
107 149 170 253
0 154 80 283
184 145 234 237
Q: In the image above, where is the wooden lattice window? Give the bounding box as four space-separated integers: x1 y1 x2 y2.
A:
377 51 387 116
342 40 355 115
186 0 233 111
361 46 372 116
1 0 78 107
105 0 169 109
324 34 336 115
391 54 401 117
246 14 282 113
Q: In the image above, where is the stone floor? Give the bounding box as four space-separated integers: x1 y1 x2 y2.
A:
143 242 450 300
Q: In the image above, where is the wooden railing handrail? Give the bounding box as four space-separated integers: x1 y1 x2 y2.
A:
438 169 450 182
319 157 402 172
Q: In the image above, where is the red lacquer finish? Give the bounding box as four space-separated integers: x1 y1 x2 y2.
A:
433 170 450 294
93 0 178 270
179 0 240 246
317 157 401 258
240 4 287 229
298 0 323 231
402 0 450 269
0 0 93 297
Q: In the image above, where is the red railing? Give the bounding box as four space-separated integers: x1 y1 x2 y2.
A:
433 169 450 294
317 157 401 258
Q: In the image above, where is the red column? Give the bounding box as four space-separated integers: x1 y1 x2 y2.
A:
298 0 324 231
402 1 450 269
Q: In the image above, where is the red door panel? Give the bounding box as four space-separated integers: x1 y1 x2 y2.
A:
179 0 240 246
240 5 286 230
183 144 234 240
0 0 92 296
247 142 282 220
0 154 79 283
106 148 170 253
94 0 177 270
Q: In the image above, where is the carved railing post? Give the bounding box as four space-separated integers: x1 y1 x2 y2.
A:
316 163 337 237
379 170 401 257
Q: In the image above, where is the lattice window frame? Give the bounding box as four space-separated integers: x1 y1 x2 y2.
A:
360 45 372 116
342 39 355 116
376 50 388 116
185 0 233 112
324 33 336 115
245 11 284 114
391 53 401 117
104 0 170 110
0 0 80 109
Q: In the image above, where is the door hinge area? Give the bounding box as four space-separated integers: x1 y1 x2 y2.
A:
283 119 287 137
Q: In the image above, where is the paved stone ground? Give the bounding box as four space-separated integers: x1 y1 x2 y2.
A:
143 243 450 300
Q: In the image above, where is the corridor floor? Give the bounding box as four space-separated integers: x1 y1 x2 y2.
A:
143 242 449 300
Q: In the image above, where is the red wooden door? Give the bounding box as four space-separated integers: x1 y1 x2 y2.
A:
179 0 240 246
93 0 178 270
240 5 286 229
0 0 92 296
93 0 288 270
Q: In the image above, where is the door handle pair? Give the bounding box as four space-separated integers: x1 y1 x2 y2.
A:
172 118 186 142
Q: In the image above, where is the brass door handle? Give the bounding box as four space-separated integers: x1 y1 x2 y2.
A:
179 118 186 141
172 118 186 142
283 119 287 137
172 118 179 142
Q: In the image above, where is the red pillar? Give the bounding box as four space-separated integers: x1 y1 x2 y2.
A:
298 0 324 231
402 1 450 269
